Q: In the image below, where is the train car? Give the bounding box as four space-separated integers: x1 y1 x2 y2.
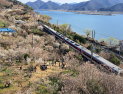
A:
40 22 123 75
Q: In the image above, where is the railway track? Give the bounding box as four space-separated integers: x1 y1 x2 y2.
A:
39 22 123 75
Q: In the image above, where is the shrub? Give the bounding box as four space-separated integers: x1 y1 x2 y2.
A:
12 32 18 38
87 44 92 50
77 55 83 61
74 34 86 44
24 53 30 61
110 54 121 65
0 21 7 28
87 79 109 94
94 49 101 53
0 83 4 89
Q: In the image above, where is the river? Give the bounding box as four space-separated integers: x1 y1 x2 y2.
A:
35 10 123 41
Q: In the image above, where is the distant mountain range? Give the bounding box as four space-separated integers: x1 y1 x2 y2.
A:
99 3 123 12
26 0 123 11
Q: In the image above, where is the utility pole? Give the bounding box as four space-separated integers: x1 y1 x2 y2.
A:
17 2 19 9
119 42 123 59
69 24 71 32
63 31 65 42
91 30 95 63
32 29 34 48
119 45 121 59
57 20 58 27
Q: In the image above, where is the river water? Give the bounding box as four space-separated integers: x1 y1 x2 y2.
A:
35 10 123 41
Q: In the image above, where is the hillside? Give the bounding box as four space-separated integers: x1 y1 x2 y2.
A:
99 3 123 12
0 7 123 93
0 0 123 94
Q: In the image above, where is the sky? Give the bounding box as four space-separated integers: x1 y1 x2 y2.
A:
18 0 89 4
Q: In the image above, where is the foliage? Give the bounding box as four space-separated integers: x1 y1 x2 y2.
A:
87 79 109 94
75 39 80 44
4 4 13 8
110 54 121 65
107 37 119 45
69 47 74 52
0 66 8 72
76 55 83 61
94 48 101 53
0 83 4 89
42 15 52 20
74 34 86 44
23 11 28 15
24 53 30 61
40 20 86 45
30 28 46 36
7 0 33 10
36 85 49 94
87 44 92 50
61 23 69 30
0 21 7 28
93 46 101 53
62 69 79 77
83 28 92 37
100 38 106 43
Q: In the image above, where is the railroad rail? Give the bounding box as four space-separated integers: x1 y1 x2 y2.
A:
39 22 123 75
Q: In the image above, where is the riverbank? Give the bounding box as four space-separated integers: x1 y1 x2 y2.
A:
37 9 123 15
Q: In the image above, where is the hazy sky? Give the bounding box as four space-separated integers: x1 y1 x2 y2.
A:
18 0 89 4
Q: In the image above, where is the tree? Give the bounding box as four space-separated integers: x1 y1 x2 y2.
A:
16 48 28 62
74 34 86 44
100 38 106 43
24 54 30 61
107 37 119 45
29 47 43 59
110 54 121 65
61 23 69 30
87 44 92 50
83 28 92 37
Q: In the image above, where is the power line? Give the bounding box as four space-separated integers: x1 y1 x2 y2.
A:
48 19 122 41
95 32 121 41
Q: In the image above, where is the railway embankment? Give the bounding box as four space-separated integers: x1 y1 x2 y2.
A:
39 20 123 68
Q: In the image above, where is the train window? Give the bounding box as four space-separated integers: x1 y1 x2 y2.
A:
61 35 64 37
118 68 121 70
70 41 74 43
75 44 79 46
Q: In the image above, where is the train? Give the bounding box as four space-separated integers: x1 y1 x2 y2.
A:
40 22 123 75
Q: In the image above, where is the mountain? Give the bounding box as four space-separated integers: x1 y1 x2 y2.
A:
26 0 45 9
91 0 123 7
39 1 60 10
99 3 123 12
71 1 105 11
26 0 123 11
54 2 62 5
59 3 73 10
